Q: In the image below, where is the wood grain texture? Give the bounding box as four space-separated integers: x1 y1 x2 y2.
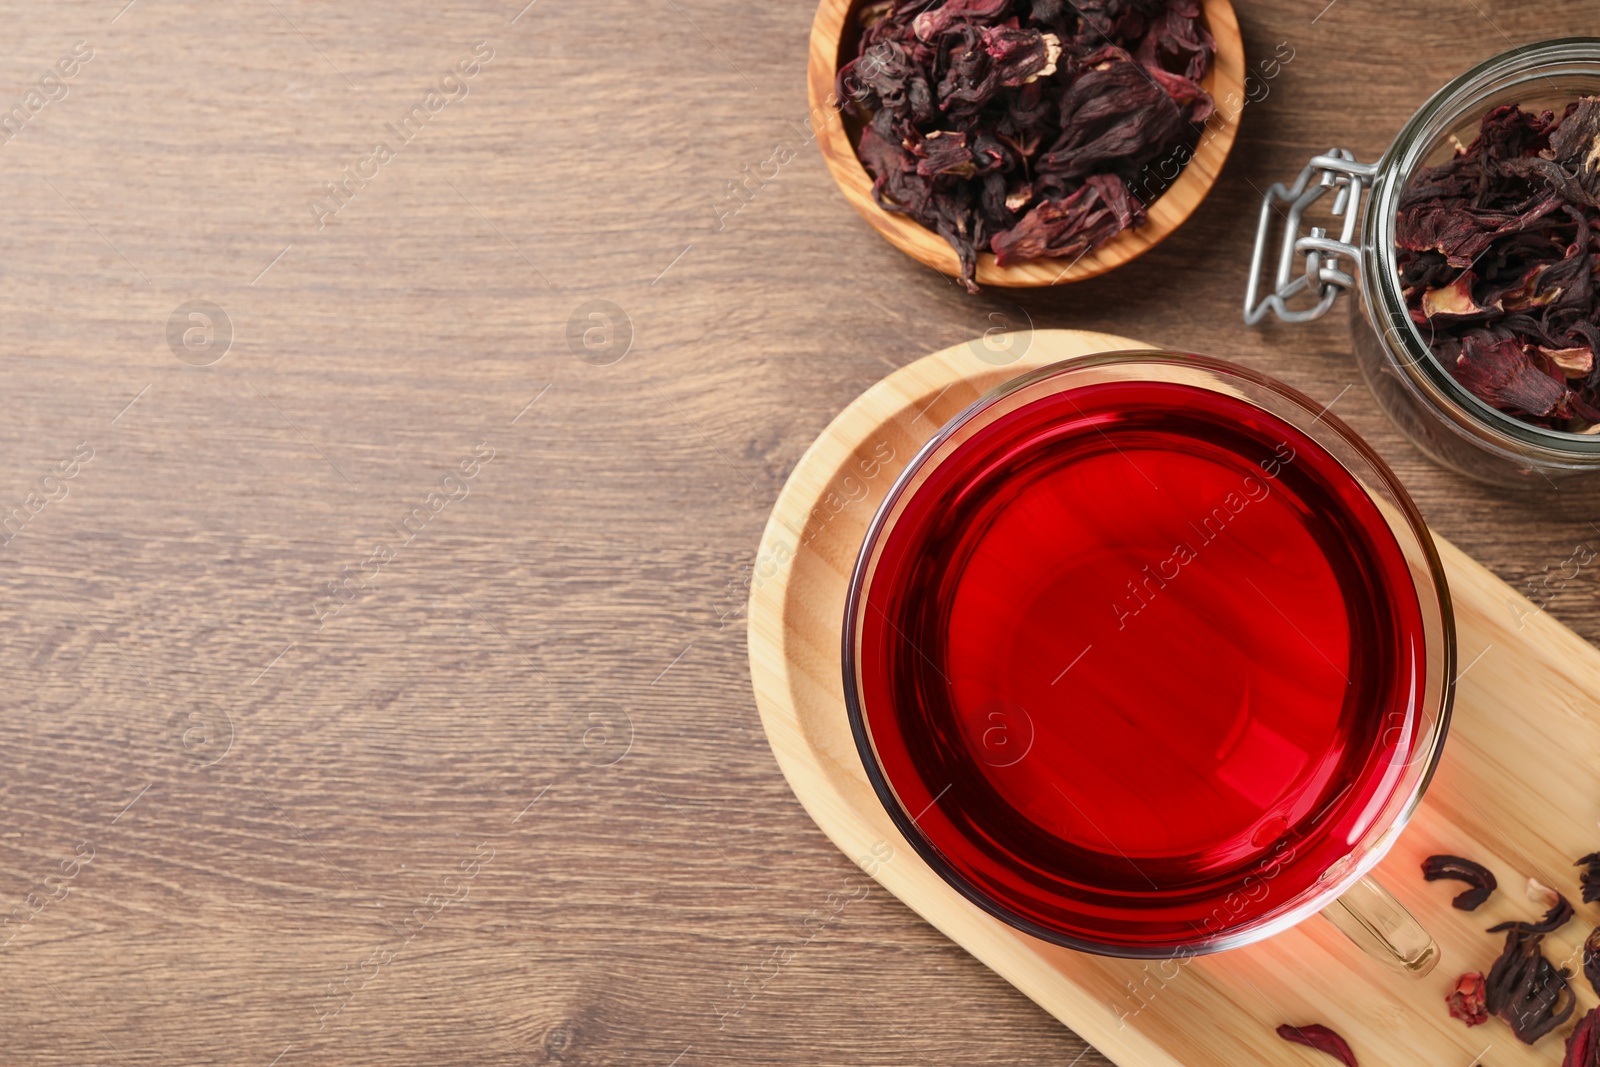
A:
808 0 1245 287
0 1 1599 1065
749 329 1599 1067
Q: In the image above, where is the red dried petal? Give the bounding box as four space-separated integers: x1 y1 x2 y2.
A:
1135 0 1213 82
1487 888 1575 935
1421 854 1498 911
1038 46 1189 180
1579 855 1600 905
857 119 934 218
913 131 977 179
1395 203 1497 268
1485 928 1577 1044
1145 66 1214 123
1276 1023 1358 1066
990 174 1142 264
1497 97 1600 208
1474 101 1557 162
1585 927 1600 998
911 0 1011 42
1447 972 1489 1026
1453 337 1567 417
980 26 1060 86
1500 263 1562 310
1566 1006 1600 1067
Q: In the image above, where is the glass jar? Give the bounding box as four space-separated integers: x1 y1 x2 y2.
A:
1246 38 1600 488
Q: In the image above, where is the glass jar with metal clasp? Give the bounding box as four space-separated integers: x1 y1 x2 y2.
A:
1246 38 1600 488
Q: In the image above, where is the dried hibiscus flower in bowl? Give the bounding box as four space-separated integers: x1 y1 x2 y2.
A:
1245 39 1600 487
810 0 1246 291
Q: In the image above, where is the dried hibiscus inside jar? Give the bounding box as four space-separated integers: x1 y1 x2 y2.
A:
1396 97 1600 433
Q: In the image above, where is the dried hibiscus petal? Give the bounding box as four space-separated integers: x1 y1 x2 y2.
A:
1501 262 1561 311
1569 1007 1600 1067
1137 0 1214 82
1495 97 1600 208
991 173 1144 265
1585 927 1600 999
840 41 935 127
1452 335 1567 417
914 131 978 179
1484 928 1576 1044
1040 46 1190 181
1276 1023 1358 1066
980 26 1061 87
1447 972 1488 1026
1576 852 1600 903
1421 854 1498 910
1487 883 1574 935
859 119 934 220
1395 202 1501 268
911 0 1011 42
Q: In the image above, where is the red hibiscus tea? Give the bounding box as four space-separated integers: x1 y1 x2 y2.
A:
848 373 1432 951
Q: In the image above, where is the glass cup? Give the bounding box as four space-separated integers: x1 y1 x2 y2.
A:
843 352 1454 972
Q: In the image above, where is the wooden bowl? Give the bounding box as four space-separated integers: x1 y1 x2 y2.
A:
807 0 1247 288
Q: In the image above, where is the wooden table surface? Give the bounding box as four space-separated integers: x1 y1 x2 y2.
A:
3 1 1600 1064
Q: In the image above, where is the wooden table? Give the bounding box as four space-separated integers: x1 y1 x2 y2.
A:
2 2 1598 1063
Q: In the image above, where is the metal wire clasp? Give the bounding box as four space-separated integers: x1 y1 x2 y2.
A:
1244 150 1381 325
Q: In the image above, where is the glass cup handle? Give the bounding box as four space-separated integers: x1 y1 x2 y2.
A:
1320 874 1439 976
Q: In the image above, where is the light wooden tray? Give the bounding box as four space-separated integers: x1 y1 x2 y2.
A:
748 329 1600 1066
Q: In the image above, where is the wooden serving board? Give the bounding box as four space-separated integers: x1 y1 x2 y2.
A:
747 329 1600 1067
